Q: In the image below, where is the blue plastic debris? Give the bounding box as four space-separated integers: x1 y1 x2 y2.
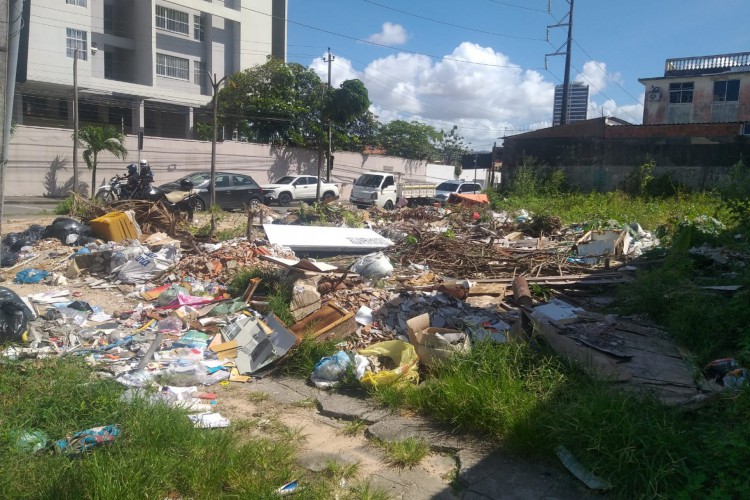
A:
15 268 50 284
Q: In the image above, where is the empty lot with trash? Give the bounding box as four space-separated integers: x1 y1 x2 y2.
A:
1 178 748 499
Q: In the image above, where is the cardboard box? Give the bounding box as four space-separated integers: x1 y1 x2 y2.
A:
405 313 470 366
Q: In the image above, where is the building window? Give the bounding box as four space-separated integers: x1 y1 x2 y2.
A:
66 28 87 60
194 15 205 41
156 53 189 80
66 0 87 6
194 61 203 85
669 82 694 104
155 5 189 35
713 80 740 102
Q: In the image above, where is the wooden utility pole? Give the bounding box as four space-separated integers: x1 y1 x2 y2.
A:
208 72 226 239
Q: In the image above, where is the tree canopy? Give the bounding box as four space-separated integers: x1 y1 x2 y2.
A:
206 58 470 163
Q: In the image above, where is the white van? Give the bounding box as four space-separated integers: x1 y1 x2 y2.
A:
349 172 398 209
350 172 436 209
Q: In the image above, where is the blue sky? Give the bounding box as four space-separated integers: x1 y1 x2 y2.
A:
286 0 749 150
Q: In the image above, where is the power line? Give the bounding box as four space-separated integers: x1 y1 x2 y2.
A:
482 0 549 13
360 0 546 41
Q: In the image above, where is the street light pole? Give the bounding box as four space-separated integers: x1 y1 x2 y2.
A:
324 47 334 183
208 72 226 239
73 47 79 194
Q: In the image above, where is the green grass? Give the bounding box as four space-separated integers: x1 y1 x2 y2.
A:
371 339 750 498
339 418 368 437
377 437 430 469
0 359 332 499
279 336 339 377
490 189 727 231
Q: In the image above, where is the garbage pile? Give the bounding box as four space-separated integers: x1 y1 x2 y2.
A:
1 196 729 410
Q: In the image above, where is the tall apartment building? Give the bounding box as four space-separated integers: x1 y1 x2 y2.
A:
552 82 589 126
639 52 750 127
14 0 287 138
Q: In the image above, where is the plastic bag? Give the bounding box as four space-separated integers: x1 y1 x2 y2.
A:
350 252 394 280
43 217 92 246
0 286 34 343
311 351 351 388
116 246 179 284
15 269 50 284
357 340 419 387
1 248 18 267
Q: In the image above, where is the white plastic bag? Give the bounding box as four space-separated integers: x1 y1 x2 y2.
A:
350 252 393 280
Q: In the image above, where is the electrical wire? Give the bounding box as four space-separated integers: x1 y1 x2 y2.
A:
360 0 546 41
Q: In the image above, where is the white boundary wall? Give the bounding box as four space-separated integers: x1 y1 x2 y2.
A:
7 126 435 198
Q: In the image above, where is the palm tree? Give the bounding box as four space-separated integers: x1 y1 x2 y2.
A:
76 125 128 197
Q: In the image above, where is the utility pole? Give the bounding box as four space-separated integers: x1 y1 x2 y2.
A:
324 47 334 184
208 72 226 239
73 48 79 194
546 0 575 126
1 0 24 260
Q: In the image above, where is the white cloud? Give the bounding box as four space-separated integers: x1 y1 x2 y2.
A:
309 44 637 146
366 22 408 46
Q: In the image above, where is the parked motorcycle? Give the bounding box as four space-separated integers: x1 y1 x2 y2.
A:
143 180 201 220
95 169 199 220
94 175 127 203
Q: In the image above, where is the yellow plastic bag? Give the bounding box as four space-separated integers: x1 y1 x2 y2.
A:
358 340 419 387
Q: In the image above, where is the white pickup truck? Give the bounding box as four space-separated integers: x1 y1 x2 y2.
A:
349 172 435 209
262 175 339 206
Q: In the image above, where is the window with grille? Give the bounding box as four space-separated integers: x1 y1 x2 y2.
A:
713 80 740 102
156 53 189 80
194 15 205 41
669 82 694 104
156 5 189 35
66 28 87 60
194 61 203 85
66 0 87 6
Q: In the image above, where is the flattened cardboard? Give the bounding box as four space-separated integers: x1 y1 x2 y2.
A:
406 313 470 365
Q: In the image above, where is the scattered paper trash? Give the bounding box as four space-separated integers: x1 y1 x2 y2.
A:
188 412 230 429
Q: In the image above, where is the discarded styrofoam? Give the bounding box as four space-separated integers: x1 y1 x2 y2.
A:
531 299 582 325
263 224 394 252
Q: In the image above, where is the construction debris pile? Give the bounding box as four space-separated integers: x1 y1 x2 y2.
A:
0 195 732 412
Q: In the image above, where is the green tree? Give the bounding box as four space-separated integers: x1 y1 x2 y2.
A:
76 125 128 197
333 110 380 152
217 58 326 148
377 120 442 160
325 79 370 124
437 125 470 176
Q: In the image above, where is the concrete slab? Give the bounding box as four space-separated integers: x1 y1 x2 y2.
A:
366 416 467 452
316 391 392 423
248 376 318 404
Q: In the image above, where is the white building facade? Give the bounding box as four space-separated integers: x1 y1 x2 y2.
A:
552 81 589 126
14 0 287 138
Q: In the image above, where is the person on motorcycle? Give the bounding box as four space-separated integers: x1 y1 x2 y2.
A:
134 159 154 198
121 163 140 198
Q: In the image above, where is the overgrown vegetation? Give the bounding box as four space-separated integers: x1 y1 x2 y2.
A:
369 160 750 498
0 359 332 498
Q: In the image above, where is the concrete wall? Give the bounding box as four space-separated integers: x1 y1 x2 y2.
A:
7 125 431 197
503 134 749 192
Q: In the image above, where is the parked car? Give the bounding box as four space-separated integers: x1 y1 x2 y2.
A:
159 171 264 211
349 172 435 209
432 180 482 204
261 175 339 206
